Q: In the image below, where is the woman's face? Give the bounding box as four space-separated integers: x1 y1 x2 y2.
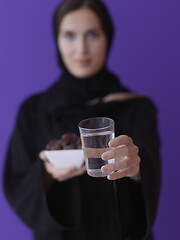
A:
57 8 107 78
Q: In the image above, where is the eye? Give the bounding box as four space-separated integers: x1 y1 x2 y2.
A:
87 31 99 39
63 32 75 40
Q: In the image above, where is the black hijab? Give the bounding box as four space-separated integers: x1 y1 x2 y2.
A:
43 66 130 119
44 0 130 114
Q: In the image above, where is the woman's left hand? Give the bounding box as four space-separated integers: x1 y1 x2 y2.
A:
101 135 141 180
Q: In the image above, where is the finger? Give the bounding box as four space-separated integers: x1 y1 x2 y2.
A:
114 155 140 171
55 165 77 177
101 144 138 161
39 151 48 161
108 135 133 148
101 155 140 174
57 165 86 181
43 160 57 175
107 165 140 180
73 165 87 177
101 163 114 174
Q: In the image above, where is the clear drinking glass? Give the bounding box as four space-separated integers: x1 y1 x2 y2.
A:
78 117 115 177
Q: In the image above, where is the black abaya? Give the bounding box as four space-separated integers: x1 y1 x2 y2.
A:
3 73 161 239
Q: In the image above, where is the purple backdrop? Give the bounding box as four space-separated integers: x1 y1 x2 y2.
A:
1 0 180 239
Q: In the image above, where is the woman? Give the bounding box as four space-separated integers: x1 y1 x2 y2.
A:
3 0 161 239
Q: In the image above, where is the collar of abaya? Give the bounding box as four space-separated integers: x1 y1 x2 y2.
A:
44 67 130 114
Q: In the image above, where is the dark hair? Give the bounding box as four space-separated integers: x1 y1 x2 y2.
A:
53 0 114 52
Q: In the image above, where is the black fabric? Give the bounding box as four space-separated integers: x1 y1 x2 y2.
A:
3 75 161 240
43 67 129 114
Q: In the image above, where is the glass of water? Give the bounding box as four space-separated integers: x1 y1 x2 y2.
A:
78 117 115 177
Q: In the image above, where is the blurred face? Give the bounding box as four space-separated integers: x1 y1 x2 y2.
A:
57 8 107 78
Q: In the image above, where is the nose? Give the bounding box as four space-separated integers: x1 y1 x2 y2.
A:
75 37 88 55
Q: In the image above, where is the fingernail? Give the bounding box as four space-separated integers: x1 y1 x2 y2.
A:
101 166 109 173
102 152 109 160
109 139 115 147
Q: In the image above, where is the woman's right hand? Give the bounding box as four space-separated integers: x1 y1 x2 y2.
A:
39 151 86 182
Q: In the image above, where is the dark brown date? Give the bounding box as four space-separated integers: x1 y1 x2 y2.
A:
45 133 81 150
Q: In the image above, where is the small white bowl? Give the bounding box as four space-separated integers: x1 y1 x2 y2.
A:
44 149 84 169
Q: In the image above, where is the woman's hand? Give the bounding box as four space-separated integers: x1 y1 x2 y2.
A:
101 135 141 181
39 151 86 182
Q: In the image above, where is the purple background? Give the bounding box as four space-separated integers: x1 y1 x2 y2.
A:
0 0 180 239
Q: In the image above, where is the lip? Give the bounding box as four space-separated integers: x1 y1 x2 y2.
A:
75 59 91 66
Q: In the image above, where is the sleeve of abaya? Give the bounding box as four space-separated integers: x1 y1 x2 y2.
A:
3 100 81 232
132 97 161 239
